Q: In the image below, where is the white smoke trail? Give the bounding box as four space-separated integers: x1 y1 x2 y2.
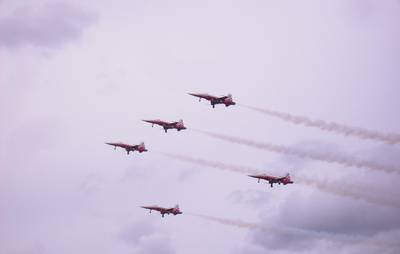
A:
187 212 328 238
296 176 400 209
186 213 396 249
159 152 261 175
187 213 260 230
161 152 400 208
241 105 400 145
193 129 400 174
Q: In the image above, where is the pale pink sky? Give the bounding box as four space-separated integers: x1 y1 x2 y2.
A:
1 1 400 254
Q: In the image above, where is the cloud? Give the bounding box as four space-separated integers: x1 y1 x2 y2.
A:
0 1 96 48
131 233 175 254
118 219 175 254
277 192 400 236
236 145 400 253
118 219 156 245
250 226 326 252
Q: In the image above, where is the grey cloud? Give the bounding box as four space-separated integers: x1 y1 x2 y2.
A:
237 145 400 253
277 192 400 235
118 219 175 254
118 219 156 245
250 227 323 252
0 2 96 48
132 234 175 254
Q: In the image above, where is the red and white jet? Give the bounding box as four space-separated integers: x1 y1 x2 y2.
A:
188 93 236 108
105 142 148 155
141 204 182 218
248 173 294 188
142 119 187 133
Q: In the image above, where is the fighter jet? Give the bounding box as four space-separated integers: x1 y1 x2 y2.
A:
188 93 236 108
248 173 294 188
142 119 186 133
105 142 148 155
141 204 182 218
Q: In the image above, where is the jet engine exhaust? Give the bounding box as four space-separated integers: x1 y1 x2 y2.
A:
192 129 400 174
160 152 400 209
240 104 400 145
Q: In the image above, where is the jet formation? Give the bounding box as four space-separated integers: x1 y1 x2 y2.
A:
105 93 294 218
248 173 294 188
105 142 147 155
142 119 187 133
188 93 236 108
141 204 182 217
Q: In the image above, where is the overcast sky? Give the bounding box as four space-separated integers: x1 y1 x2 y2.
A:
1 0 400 254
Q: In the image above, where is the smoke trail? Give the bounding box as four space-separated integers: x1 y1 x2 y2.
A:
241 105 400 145
159 152 261 175
296 176 400 209
161 152 400 208
186 213 395 249
193 129 400 174
187 212 327 238
187 213 260 230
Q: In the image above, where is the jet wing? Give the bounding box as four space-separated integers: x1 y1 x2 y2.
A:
188 93 217 100
248 174 267 180
141 206 164 212
105 142 128 148
248 174 276 181
143 119 169 126
143 120 159 124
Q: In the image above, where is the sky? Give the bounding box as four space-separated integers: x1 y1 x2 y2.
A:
1 0 400 253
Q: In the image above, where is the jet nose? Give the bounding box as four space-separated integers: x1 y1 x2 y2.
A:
248 175 257 178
